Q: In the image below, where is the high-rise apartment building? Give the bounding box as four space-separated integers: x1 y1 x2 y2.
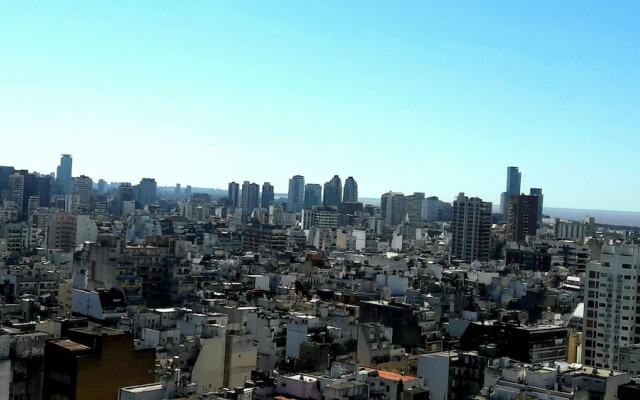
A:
261 182 274 208
56 154 73 195
583 244 640 371
500 166 521 218
73 175 93 212
287 175 305 213
323 175 342 208
97 179 107 194
8 173 25 216
20 172 38 216
228 181 240 208
36 175 53 207
529 188 544 227
47 212 77 252
343 177 358 203
506 194 539 241
241 181 260 211
423 196 453 223
405 192 425 223
112 183 134 217
0 166 15 201
303 184 322 209
451 193 492 262
137 178 157 207
380 191 406 227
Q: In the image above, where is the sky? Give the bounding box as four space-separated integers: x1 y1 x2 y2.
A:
1 1 639 211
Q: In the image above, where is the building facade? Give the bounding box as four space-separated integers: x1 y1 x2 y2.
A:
583 244 640 370
303 184 322 209
288 175 305 213
261 182 274 209
343 176 358 203
506 194 539 241
323 175 342 208
451 193 492 262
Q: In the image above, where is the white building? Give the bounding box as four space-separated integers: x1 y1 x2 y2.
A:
583 244 640 370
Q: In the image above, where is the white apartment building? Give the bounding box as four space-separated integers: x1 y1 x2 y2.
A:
583 244 640 370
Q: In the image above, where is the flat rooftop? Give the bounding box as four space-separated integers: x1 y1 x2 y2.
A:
122 383 164 393
51 339 90 352
69 326 124 336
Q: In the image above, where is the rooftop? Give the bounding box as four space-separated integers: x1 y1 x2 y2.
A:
69 326 125 336
364 368 418 383
122 383 164 393
51 339 90 352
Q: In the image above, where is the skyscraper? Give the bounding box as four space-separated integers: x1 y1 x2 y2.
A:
36 174 53 207
343 177 358 203
451 193 492 262
287 175 305 213
97 179 107 194
137 178 157 207
529 188 544 227
405 192 425 223
228 181 240 208
583 244 640 370
505 194 539 241
500 166 521 218
380 191 406 227
7 172 24 215
303 184 322 209
261 182 274 209
56 154 73 195
73 175 93 212
323 175 342 208
241 181 259 211
113 182 134 217
0 166 14 201
21 171 38 216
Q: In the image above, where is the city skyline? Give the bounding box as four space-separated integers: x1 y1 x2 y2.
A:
2 155 638 216
2 2 639 211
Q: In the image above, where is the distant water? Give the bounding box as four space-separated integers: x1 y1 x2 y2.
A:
543 207 640 228
360 197 640 227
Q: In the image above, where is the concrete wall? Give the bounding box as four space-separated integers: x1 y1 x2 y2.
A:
192 336 225 393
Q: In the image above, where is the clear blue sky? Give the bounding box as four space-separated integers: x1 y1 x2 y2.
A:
1 1 638 210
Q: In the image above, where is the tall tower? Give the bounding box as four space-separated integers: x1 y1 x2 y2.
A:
505 194 539 241
451 193 492 262
137 178 157 207
241 181 259 211
261 182 274 209
583 244 640 371
529 188 544 227
287 175 305 213
303 184 322 209
323 175 342 208
500 166 521 218
73 175 93 212
343 177 358 203
405 192 425 223
0 166 15 201
56 154 73 195
8 172 25 216
380 191 406 227
228 181 240 208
